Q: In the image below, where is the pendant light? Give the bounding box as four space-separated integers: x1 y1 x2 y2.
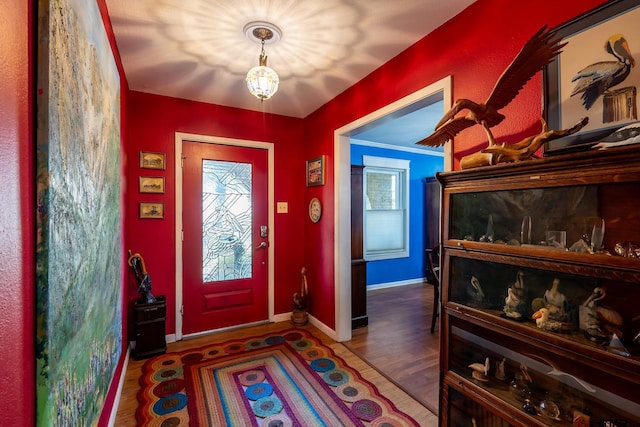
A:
245 24 280 101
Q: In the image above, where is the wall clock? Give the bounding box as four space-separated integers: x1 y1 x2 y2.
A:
309 197 322 223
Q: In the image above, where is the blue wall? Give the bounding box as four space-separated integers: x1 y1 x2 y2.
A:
351 143 443 286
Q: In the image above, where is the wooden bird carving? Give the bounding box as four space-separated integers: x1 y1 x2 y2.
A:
416 26 566 147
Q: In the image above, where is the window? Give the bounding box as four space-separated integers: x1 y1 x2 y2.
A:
362 156 410 261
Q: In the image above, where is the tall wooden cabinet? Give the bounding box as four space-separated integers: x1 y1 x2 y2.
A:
351 165 368 329
437 146 640 426
425 177 442 283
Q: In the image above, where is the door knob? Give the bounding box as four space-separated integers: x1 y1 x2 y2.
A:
255 241 268 249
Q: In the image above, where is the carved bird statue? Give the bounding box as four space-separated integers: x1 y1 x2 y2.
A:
467 275 485 307
293 267 309 311
570 34 635 110
416 26 565 147
531 307 572 332
469 357 490 382
579 287 624 340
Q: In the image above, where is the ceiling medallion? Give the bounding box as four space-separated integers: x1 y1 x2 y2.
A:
244 21 281 101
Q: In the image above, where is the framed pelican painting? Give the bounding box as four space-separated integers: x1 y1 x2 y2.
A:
543 0 640 154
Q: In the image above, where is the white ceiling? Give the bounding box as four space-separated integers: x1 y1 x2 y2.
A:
106 0 474 122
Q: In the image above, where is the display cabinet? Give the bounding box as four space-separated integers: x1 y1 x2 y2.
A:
437 146 640 427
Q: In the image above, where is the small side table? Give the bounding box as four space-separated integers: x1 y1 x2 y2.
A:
133 296 167 359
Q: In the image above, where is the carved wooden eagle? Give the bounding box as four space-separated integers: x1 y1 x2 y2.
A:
416 26 566 147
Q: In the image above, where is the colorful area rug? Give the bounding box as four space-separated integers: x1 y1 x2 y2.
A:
136 328 420 426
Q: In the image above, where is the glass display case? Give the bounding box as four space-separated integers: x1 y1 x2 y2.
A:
437 146 640 427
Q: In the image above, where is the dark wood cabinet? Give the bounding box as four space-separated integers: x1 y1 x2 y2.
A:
424 177 441 283
437 147 640 426
351 165 368 329
133 296 167 359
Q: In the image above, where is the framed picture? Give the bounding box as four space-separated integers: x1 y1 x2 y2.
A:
140 151 166 169
543 0 640 155
139 176 165 193
139 202 164 219
306 155 326 187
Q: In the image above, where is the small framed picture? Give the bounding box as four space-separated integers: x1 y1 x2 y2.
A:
139 202 164 219
139 176 165 194
140 151 166 170
306 155 326 187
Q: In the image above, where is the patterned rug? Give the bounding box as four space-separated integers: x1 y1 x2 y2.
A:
136 328 421 426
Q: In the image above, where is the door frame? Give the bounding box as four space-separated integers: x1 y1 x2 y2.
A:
333 76 453 342
174 132 275 341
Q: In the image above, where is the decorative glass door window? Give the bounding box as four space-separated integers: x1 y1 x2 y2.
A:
202 159 252 282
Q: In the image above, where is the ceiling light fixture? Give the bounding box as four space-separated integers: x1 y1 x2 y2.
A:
245 22 281 101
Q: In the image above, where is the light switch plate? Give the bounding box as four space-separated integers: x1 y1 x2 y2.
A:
276 202 288 213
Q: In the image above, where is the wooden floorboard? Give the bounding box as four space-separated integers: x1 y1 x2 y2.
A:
114 313 439 425
343 281 440 415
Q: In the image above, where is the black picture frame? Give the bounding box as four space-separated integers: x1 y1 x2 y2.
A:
543 0 640 155
306 155 326 187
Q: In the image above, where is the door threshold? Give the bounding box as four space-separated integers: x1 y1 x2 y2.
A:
182 319 272 341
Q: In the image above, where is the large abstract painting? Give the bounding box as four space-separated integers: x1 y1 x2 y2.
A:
36 0 122 425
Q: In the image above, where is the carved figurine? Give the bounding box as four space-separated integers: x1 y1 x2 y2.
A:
504 271 525 319
469 357 490 382
413 24 590 169
543 278 567 321
579 287 624 341
495 358 507 382
467 275 485 308
416 26 565 149
532 308 572 332
291 267 309 325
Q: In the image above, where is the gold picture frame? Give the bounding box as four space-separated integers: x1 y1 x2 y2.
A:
139 151 166 170
306 155 326 187
139 202 164 219
139 176 165 194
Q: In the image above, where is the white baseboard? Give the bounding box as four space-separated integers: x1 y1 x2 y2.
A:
366 277 426 291
273 311 337 341
108 346 130 427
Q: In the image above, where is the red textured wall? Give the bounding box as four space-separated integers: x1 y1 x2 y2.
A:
0 0 34 424
303 0 610 328
125 92 306 335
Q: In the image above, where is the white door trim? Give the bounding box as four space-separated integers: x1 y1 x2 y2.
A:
174 132 275 341
333 76 453 342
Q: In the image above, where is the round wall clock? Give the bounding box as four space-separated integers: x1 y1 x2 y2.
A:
309 197 322 223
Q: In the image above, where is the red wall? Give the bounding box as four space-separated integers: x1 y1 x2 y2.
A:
303 0 610 328
0 0 613 424
125 92 306 334
0 1 35 424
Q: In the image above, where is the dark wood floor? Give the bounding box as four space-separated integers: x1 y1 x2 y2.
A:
344 281 440 415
